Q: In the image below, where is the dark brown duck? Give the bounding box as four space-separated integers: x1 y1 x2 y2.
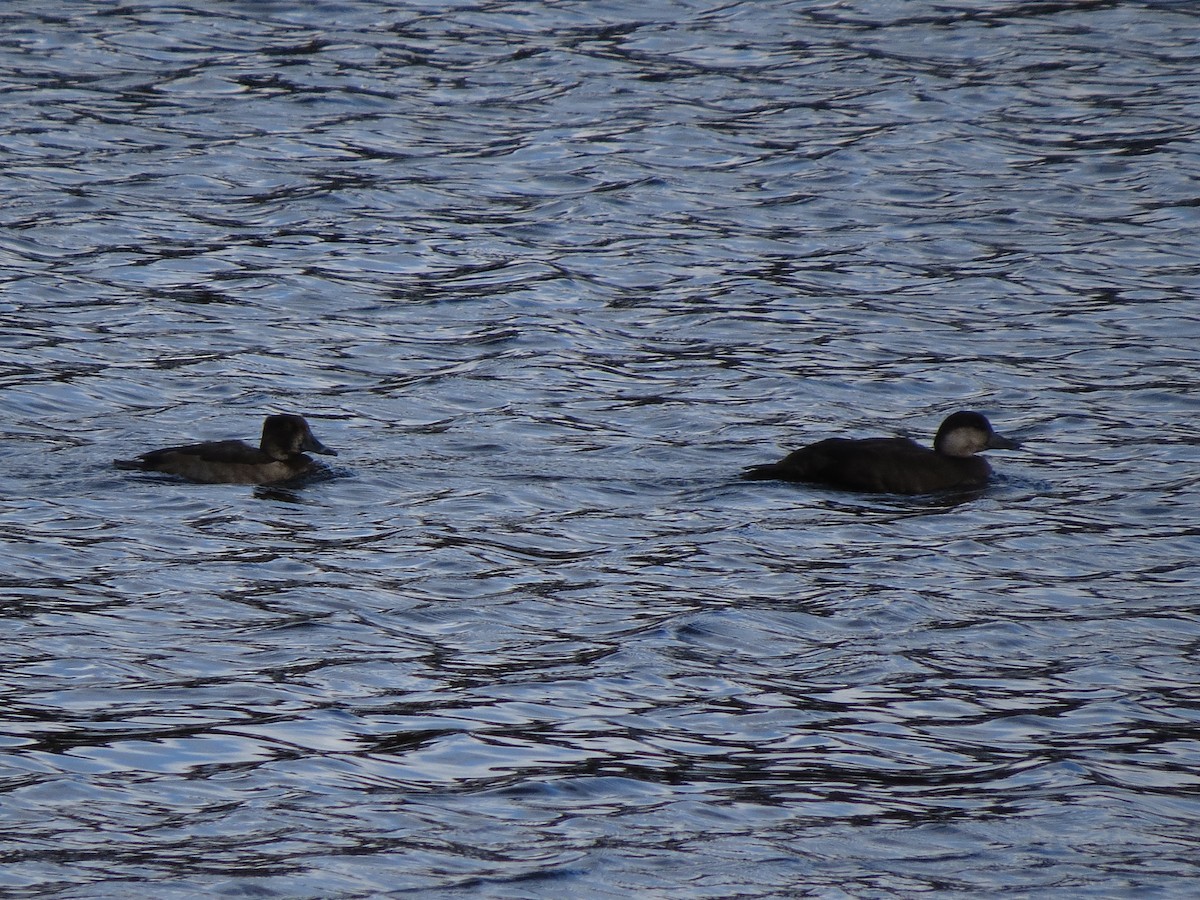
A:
114 414 337 485
742 411 1020 495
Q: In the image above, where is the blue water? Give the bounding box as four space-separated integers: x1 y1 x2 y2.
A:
3 1 1200 896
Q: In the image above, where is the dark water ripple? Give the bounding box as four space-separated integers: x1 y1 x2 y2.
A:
2 0 1200 896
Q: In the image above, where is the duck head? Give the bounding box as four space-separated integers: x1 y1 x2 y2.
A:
260 414 338 461
933 411 1020 458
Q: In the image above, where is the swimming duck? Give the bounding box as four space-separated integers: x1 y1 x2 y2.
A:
114 414 337 485
742 410 1020 495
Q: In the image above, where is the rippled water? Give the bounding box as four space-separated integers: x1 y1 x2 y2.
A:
3 0 1200 896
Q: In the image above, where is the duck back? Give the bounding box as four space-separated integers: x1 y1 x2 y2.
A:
115 440 314 484
743 436 992 494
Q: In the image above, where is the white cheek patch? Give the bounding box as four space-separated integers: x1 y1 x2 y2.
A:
940 429 986 457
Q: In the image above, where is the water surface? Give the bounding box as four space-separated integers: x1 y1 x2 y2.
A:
2 1 1200 896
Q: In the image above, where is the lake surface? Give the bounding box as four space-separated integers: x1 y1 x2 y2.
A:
3 0 1200 896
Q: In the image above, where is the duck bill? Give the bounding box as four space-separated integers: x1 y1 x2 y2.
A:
303 432 338 457
987 432 1021 451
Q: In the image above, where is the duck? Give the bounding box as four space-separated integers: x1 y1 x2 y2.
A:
742 410 1020 495
114 414 337 485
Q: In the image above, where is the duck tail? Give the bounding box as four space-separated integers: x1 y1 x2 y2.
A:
741 463 782 481
113 458 146 470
